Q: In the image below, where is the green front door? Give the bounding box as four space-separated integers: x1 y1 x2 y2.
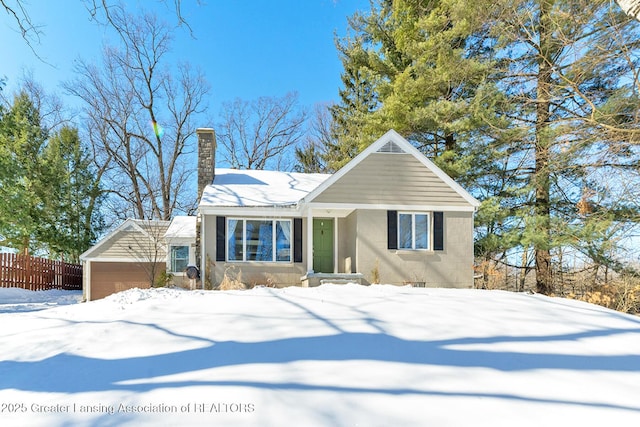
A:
313 218 334 273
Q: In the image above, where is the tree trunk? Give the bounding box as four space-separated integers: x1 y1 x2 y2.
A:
519 246 529 292
534 0 555 295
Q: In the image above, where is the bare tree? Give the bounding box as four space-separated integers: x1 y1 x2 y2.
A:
294 102 337 173
1 0 194 60
117 219 170 288
0 0 42 57
216 92 307 170
65 6 209 221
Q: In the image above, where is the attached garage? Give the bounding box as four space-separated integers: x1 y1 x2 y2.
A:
86 261 165 301
80 219 170 301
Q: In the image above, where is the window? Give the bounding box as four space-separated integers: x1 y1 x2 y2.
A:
227 219 291 262
170 245 189 272
398 213 429 250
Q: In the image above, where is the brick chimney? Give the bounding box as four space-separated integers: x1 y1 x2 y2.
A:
196 128 216 275
197 128 216 198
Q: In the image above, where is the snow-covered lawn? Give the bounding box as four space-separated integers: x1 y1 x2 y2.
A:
1 284 639 426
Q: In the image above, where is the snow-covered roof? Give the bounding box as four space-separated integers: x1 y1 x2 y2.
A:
164 216 196 239
199 168 331 208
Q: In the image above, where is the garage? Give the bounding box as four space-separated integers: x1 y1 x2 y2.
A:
80 219 170 301
87 261 165 301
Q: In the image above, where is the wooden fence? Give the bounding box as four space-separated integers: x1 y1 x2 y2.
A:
0 253 82 291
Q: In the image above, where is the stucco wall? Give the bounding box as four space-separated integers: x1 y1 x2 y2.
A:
201 210 474 288
338 211 358 273
354 210 474 288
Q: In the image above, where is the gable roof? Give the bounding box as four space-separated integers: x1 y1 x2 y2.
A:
80 219 170 261
303 129 480 208
200 168 330 208
197 130 479 213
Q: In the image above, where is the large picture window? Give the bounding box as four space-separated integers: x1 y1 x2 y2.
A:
227 219 291 262
398 212 429 250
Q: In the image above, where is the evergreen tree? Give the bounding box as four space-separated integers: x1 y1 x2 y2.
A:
38 126 104 262
330 0 501 178
0 91 48 254
487 0 640 292
329 0 640 293
0 92 103 260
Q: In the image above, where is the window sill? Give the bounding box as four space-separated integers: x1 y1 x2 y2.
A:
392 249 434 255
225 260 294 264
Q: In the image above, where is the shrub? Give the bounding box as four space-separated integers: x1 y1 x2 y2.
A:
567 276 640 315
153 270 173 288
218 266 245 290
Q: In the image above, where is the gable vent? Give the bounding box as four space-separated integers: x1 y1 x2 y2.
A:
377 140 405 153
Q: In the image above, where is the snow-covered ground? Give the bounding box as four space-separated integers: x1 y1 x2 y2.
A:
1 284 639 426
0 287 82 313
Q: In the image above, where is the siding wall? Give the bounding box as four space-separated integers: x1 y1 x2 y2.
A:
312 153 468 206
89 224 169 262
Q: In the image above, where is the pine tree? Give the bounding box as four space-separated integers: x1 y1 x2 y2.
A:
330 0 501 177
0 92 103 260
38 126 104 262
488 0 640 292
0 91 48 254
330 0 640 293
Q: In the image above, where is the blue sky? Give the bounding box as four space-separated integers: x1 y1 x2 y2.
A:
0 0 368 119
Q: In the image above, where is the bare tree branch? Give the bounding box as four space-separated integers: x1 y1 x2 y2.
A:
217 92 307 170
65 7 209 221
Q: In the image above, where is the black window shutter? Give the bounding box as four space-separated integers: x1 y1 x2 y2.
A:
293 218 303 263
387 210 398 250
216 216 226 261
433 212 444 251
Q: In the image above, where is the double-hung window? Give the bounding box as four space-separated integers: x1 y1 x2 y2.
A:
227 219 292 262
170 245 190 273
398 212 429 250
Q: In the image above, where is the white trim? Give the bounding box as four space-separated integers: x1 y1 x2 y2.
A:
225 218 293 263
79 256 168 263
199 206 300 217
201 201 475 222
302 129 480 208
398 212 431 251
306 210 313 273
168 244 190 273
305 202 476 213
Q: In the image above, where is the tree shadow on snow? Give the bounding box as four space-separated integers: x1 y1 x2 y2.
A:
2 291 640 414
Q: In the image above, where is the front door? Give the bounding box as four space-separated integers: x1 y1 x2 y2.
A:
313 218 334 273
